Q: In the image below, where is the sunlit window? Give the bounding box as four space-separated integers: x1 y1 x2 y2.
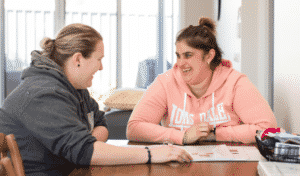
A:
121 0 179 88
66 0 117 100
3 0 179 106
121 0 158 88
5 0 55 96
5 0 55 71
66 0 180 107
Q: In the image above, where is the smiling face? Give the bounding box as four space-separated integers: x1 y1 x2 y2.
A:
175 41 213 86
79 40 104 89
65 40 104 90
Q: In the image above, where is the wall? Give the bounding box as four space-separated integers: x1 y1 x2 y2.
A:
180 0 214 29
0 0 5 106
274 0 300 134
240 0 274 110
216 0 242 72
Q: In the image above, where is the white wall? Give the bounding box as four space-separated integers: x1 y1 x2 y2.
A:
274 0 300 134
180 0 242 72
240 0 274 110
180 0 242 71
0 0 4 106
216 0 242 72
180 0 214 29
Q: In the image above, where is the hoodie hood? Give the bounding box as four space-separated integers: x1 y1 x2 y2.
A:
173 59 234 98
21 50 81 98
21 50 66 80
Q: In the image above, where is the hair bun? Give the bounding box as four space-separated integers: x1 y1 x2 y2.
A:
198 17 216 35
40 37 54 50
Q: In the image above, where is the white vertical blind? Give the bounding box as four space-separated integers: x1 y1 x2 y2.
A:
66 0 117 98
1 0 180 106
5 0 55 71
0 0 5 105
121 0 158 88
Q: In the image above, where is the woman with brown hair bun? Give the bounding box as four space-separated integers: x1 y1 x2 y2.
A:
127 17 277 145
0 23 192 176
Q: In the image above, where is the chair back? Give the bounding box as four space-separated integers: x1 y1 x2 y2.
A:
0 133 6 159
0 133 5 154
0 133 25 176
0 157 16 176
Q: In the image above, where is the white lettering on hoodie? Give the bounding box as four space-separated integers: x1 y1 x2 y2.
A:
169 92 231 130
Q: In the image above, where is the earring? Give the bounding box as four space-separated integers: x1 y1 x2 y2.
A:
78 64 80 67
207 61 210 65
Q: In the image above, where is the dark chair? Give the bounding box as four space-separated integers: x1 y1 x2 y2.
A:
136 58 172 89
105 109 133 139
0 133 25 176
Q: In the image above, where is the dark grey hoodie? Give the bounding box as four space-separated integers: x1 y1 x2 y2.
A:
0 51 107 175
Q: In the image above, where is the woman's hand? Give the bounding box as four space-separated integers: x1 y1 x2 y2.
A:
182 122 212 144
149 145 193 163
280 128 286 133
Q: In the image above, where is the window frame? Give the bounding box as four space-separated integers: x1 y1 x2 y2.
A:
0 0 5 106
0 0 177 106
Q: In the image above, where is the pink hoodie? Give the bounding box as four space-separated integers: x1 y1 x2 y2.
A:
126 59 277 145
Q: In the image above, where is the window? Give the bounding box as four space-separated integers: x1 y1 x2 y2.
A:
0 0 180 107
5 0 55 71
121 0 179 89
4 0 55 97
121 0 158 88
66 0 117 99
66 0 180 107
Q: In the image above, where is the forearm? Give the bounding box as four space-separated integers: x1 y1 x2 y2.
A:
216 124 269 143
92 126 109 142
127 122 167 143
127 121 185 145
90 141 148 165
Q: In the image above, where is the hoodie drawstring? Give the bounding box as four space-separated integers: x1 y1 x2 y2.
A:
180 92 215 131
212 92 216 128
181 93 187 131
